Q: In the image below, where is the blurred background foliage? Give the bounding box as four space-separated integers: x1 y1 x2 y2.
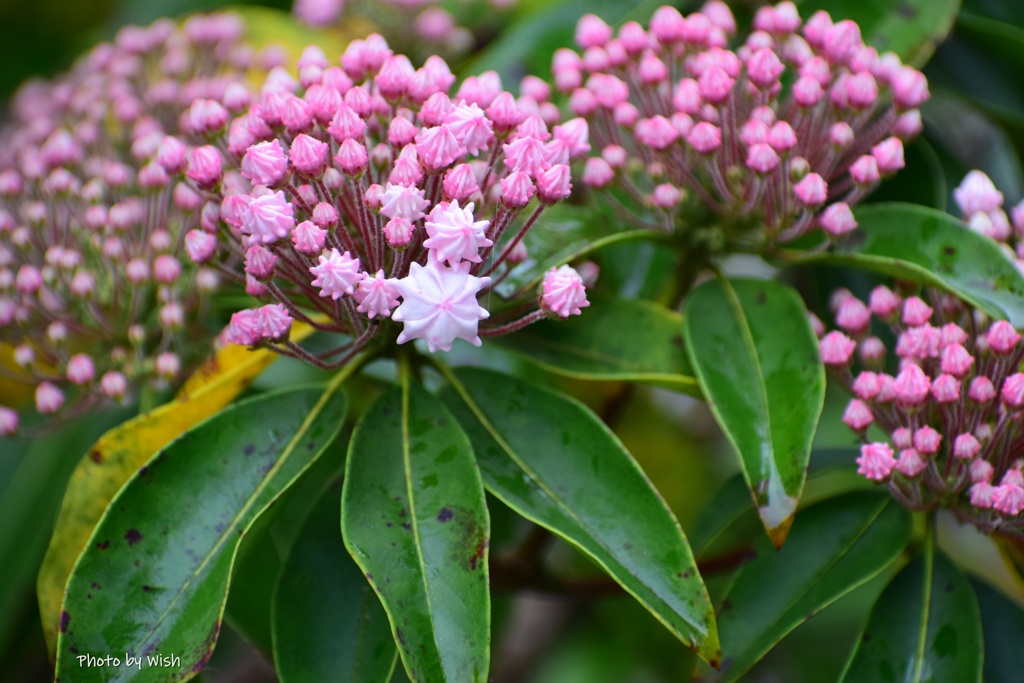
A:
3 0 1024 681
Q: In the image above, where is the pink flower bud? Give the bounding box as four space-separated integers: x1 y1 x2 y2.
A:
652 184 683 209
850 155 880 185
160 302 184 328
687 122 722 154
891 66 929 109
156 136 188 173
289 134 328 176
335 139 369 175
857 442 895 481
383 217 414 247
153 254 182 284
951 433 982 460
241 139 288 186
387 116 418 147
35 382 65 414
893 364 930 407
853 371 883 400
576 14 612 48
583 157 615 188
0 406 19 435
993 482 1024 516
245 245 277 279
938 344 974 377
541 265 590 318
186 145 223 188
896 449 926 477
155 352 180 379
987 320 1020 354
901 296 933 326
350 269 399 320
954 170 1003 216
1003 373 1024 408
794 173 827 207
820 330 857 365
443 164 480 202
872 137 905 173
537 164 572 204
745 142 780 174
186 98 229 134
328 104 366 142
969 376 997 403
913 426 942 454
829 122 854 148
842 399 873 431
501 171 535 209
310 248 361 299
820 202 857 237
66 354 95 385
970 459 994 484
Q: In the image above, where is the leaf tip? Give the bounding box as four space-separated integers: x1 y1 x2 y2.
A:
763 513 795 550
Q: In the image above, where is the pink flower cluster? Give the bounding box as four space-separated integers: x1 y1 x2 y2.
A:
953 170 1024 272
820 268 1024 533
0 13 273 434
293 0 515 57
176 37 589 366
554 2 927 243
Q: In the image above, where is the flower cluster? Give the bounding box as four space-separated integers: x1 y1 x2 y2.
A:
952 169 1024 272
293 0 515 57
819 184 1024 532
551 1 927 247
0 13 270 434
175 37 590 367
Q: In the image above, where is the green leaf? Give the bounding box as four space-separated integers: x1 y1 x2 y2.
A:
342 378 490 683
715 492 912 682
683 277 824 547
273 486 396 683
37 338 300 658
794 0 960 66
840 547 983 683
494 296 699 394
438 367 720 667
0 411 129 661
54 382 348 682
972 579 1024 683
779 203 1024 327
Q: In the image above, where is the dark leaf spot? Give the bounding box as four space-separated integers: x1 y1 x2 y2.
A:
59 611 70 633
470 537 489 570
91 582 101 590
897 2 917 18
89 450 103 464
125 529 143 546
437 507 453 522
756 290 767 305
401 522 411 531
96 540 110 551
243 444 255 456
142 585 153 592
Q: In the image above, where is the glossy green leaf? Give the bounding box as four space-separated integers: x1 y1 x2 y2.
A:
0 411 128 660
794 0 960 65
494 296 699 394
225 433 350 657
273 486 396 683
683 277 824 547
38 337 302 658
840 548 982 683
438 367 720 667
342 379 490 683
716 493 912 682
779 203 1024 327
972 579 1024 683
54 383 348 682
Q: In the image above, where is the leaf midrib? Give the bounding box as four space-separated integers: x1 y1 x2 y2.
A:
400 375 447 680
442 367 710 643
721 498 893 681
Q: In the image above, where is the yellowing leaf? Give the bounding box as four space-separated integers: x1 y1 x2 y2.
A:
36 330 309 659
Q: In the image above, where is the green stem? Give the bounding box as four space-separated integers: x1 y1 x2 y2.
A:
911 512 936 683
